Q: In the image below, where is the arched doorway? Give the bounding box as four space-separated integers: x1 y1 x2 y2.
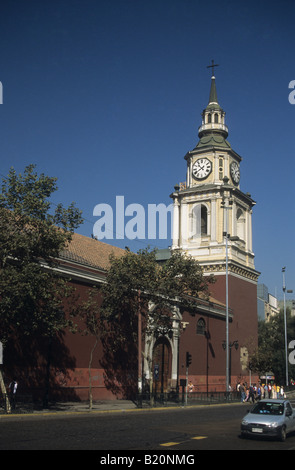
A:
152 337 172 394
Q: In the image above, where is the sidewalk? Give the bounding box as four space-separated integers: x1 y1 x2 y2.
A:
0 396 245 417
0 399 139 416
2 391 295 417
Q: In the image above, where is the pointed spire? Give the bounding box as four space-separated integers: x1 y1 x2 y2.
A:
198 68 228 140
208 76 218 104
206 60 219 104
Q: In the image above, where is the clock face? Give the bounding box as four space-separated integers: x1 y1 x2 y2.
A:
192 158 212 180
230 162 240 184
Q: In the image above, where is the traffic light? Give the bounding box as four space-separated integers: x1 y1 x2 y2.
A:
186 351 192 368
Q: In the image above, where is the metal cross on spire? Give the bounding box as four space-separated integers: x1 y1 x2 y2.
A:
207 59 219 77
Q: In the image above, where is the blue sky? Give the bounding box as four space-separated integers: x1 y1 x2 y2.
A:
0 0 294 299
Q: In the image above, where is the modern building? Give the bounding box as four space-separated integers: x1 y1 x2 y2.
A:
257 284 280 321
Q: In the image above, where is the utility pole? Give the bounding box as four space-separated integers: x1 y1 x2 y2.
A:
137 290 142 401
221 177 233 398
282 267 293 387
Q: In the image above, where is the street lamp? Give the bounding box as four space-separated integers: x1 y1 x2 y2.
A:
282 267 293 387
222 340 239 386
137 290 142 403
221 177 233 397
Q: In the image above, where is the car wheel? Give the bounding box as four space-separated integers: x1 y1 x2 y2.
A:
279 426 287 442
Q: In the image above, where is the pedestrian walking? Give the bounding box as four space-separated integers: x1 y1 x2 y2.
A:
8 379 18 410
271 384 276 399
249 385 255 403
187 381 194 394
264 384 268 398
240 383 246 402
256 384 261 401
237 382 241 396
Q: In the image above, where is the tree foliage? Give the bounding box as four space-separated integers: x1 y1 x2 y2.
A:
0 165 83 344
99 247 215 397
100 247 215 337
249 308 295 384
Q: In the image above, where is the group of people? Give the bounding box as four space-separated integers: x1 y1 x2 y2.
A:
237 382 286 403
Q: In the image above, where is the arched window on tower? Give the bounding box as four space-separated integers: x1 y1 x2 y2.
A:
207 113 211 123
191 204 209 238
201 205 208 235
236 208 245 241
214 113 219 123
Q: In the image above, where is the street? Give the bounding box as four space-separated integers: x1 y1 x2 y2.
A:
1 403 295 452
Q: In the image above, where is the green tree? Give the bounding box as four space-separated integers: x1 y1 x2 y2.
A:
0 165 83 406
77 287 101 409
0 164 83 342
99 247 215 398
250 308 295 385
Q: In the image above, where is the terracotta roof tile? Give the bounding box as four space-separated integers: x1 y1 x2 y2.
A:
60 232 126 270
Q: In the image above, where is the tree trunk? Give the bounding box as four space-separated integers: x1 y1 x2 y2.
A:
88 337 98 410
0 368 11 413
43 336 52 408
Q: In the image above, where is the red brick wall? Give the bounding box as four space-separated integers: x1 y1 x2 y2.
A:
4 271 258 400
177 273 258 392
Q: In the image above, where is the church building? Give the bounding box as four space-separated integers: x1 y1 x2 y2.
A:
3 68 260 402
58 69 261 398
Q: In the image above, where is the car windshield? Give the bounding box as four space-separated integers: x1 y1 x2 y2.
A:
251 402 284 416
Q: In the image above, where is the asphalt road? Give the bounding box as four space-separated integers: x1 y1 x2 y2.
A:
1 403 295 452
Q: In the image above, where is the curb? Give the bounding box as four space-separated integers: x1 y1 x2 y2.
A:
0 400 244 418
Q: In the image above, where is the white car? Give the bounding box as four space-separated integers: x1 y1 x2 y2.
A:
241 399 295 441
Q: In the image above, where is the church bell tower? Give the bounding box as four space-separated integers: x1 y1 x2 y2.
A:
171 67 259 284
169 64 260 389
